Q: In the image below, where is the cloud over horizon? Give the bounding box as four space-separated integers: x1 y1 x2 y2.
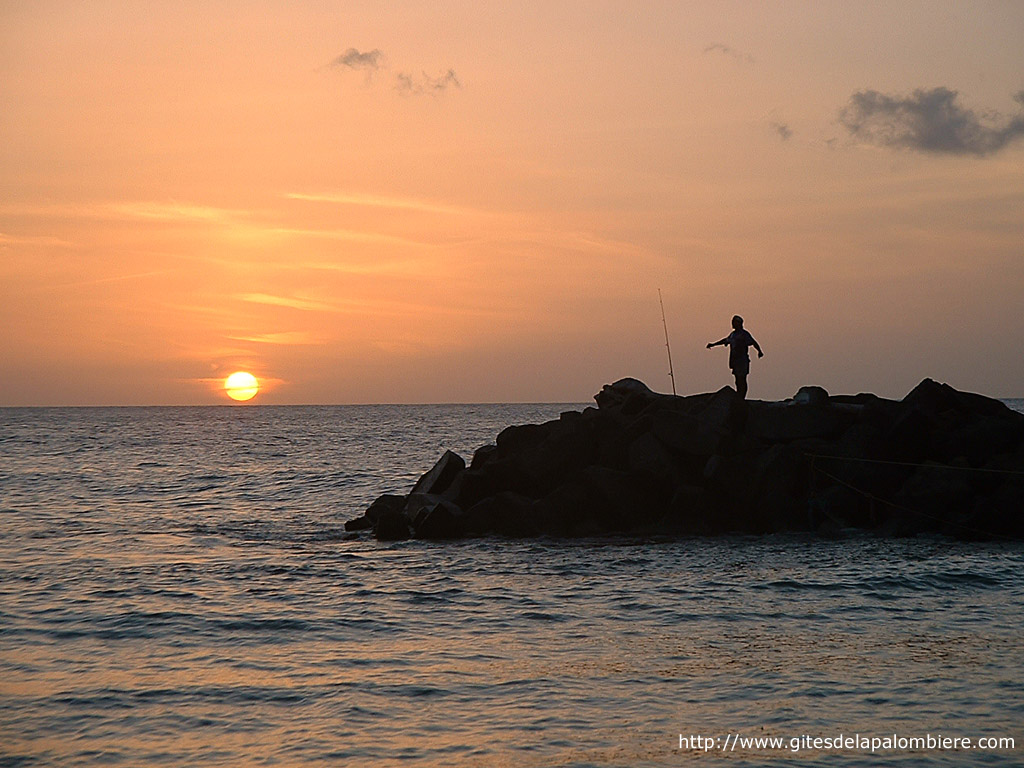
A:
703 43 754 64
328 47 460 96
329 48 384 70
396 69 461 96
839 87 1024 156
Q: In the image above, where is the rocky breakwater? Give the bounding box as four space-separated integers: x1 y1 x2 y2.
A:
345 378 1024 541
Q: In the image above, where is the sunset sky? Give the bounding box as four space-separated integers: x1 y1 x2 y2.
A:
2 1 1023 405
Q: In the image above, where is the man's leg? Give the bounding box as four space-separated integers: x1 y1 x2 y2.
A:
734 373 748 399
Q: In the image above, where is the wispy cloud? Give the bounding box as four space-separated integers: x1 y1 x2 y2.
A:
56 269 175 288
703 43 755 64
296 259 426 277
227 332 323 345
260 226 427 248
108 201 245 221
770 122 793 141
327 46 461 96
0 201 250 222
328 47 384 71
286 191 470 216
395 69 461 96
839 87 1024 156
236 293 337 312
0 232 77 248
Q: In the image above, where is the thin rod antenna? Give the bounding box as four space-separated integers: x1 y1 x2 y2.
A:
658 288 677 396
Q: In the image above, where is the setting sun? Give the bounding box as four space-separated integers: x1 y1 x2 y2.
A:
224 371 259 402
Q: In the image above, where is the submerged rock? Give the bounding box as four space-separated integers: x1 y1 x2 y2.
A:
347 377 1024 541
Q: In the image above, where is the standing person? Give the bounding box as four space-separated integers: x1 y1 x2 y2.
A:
706 315 763 399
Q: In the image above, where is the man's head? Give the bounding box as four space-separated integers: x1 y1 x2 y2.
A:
732 315 743 330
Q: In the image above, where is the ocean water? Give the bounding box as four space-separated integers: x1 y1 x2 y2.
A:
2 403 1023 767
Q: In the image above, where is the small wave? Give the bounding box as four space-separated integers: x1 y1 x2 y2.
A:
213 617 314 633
518 611 566 622
755 578 846 592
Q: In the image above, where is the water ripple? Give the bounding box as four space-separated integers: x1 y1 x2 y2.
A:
1 406 1022 767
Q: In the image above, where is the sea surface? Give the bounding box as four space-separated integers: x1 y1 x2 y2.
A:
2 402 1023 767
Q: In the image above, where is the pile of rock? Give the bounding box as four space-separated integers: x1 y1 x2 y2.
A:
344 378 1024 540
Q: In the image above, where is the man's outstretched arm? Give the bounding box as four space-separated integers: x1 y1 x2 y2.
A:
751 337 764 357
706 337 729 349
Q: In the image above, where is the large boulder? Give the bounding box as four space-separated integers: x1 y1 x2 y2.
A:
747 400 854 442
751 443 808 531
464 492 538 537
627 432 681 488
407 495 465 539
895 462 976 529
882 407 934 462
374 507 411 541
793 385 829 405
576 464 664 531
692 386 741 433
594 377 658 410
344 493 406 531
652 410 722 458
411 450 466 496
511 416 599 496
532 481 595 536
469 443 498 470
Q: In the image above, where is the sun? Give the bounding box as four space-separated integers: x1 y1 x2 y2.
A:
224 371 260 402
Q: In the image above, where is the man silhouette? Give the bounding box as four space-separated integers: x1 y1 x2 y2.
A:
707 315 763 399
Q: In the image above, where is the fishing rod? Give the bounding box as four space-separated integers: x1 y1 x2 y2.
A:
658 288 677 396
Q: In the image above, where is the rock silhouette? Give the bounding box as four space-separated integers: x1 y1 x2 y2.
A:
344 378 1024 541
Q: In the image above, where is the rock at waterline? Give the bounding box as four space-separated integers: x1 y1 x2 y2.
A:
344 378 1024 541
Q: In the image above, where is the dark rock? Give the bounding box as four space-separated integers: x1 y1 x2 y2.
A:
517 416 599 494
496 422 550 453
662 484 719 534
450 462 518 510
344 493 405 531
596 412 653 470
577 464 664 530
408 495 465 539
352 377 1024 541
972 479 1024 538
344 515 373 531
366 494 407 523
794 385 829 405
652 410 721 458
532 482 592 536
747 401 854 442
939 419 1023 465
809 484 867 529
751 444 807 531
404 493 444 526
693 386 740 433
627 432 680 488
469 444 497 470
594 377 657 410
464 492 538 537
902 378 962 416
411 450 465 496
896 462 975 529
374 508 410 541
882 407 933 462
830 392 894 408
835 422 883 458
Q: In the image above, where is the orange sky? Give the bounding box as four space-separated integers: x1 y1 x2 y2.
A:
2 1 1023 404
